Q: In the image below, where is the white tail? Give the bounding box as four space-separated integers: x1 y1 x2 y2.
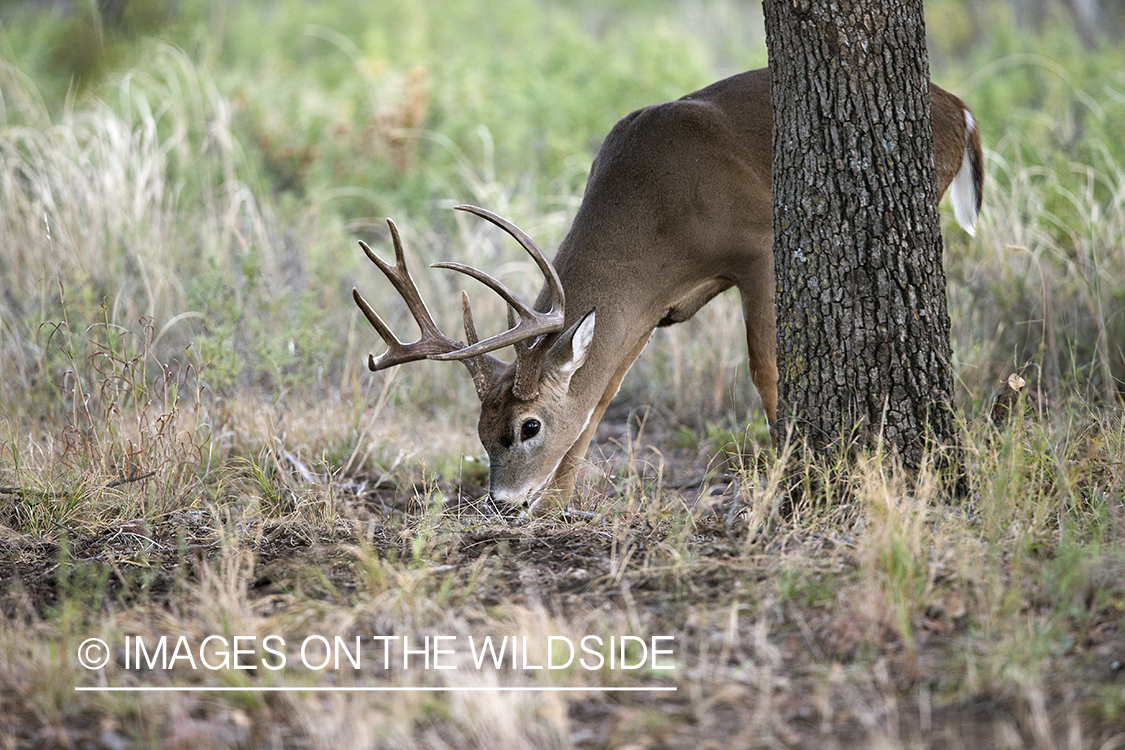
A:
949 111 983 236
353 68 984 511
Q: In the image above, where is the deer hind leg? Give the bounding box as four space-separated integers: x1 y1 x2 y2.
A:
738 271 778 425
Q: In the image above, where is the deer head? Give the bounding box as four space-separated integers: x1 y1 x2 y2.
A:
352 205 596 508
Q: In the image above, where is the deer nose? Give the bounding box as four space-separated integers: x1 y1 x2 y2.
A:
487 485 528 508
488 471 542 507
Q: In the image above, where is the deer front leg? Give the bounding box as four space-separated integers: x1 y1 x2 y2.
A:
533 331 655 513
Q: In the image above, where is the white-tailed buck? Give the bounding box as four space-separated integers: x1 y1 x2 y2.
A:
353 68 983 512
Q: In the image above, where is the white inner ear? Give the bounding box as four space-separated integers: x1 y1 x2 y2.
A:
560 311 596 375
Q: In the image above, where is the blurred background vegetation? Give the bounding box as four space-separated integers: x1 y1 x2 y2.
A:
1 0 1122 464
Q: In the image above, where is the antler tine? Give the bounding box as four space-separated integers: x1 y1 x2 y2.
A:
453 204 565 316
360 220 445 339
351 287 403 371
430 261 538 320
354 219 466 371
425 206 566 362
461 290 481 346
459 291 502 400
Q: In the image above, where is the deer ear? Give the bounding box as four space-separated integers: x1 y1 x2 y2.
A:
545 309 596 387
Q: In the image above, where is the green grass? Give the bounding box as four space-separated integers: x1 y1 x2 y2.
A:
1 0 1124 747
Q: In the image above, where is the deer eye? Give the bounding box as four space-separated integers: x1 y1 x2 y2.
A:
520 419 541 442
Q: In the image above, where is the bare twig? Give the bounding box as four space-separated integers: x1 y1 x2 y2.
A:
104 471 157 488
0 470 157 499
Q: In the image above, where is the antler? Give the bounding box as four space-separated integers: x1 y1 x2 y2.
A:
353 206 567 401
437 205 566 400
352 219 463 369
353 218 499 399
427 205 565 363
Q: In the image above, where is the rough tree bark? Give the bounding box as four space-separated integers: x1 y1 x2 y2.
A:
762 0 963 479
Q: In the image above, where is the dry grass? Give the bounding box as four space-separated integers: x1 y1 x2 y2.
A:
2 386 1123 747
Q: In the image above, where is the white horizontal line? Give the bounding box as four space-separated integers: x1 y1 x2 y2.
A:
76 686 677 692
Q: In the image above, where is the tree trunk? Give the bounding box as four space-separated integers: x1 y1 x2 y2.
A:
763 0 963 479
